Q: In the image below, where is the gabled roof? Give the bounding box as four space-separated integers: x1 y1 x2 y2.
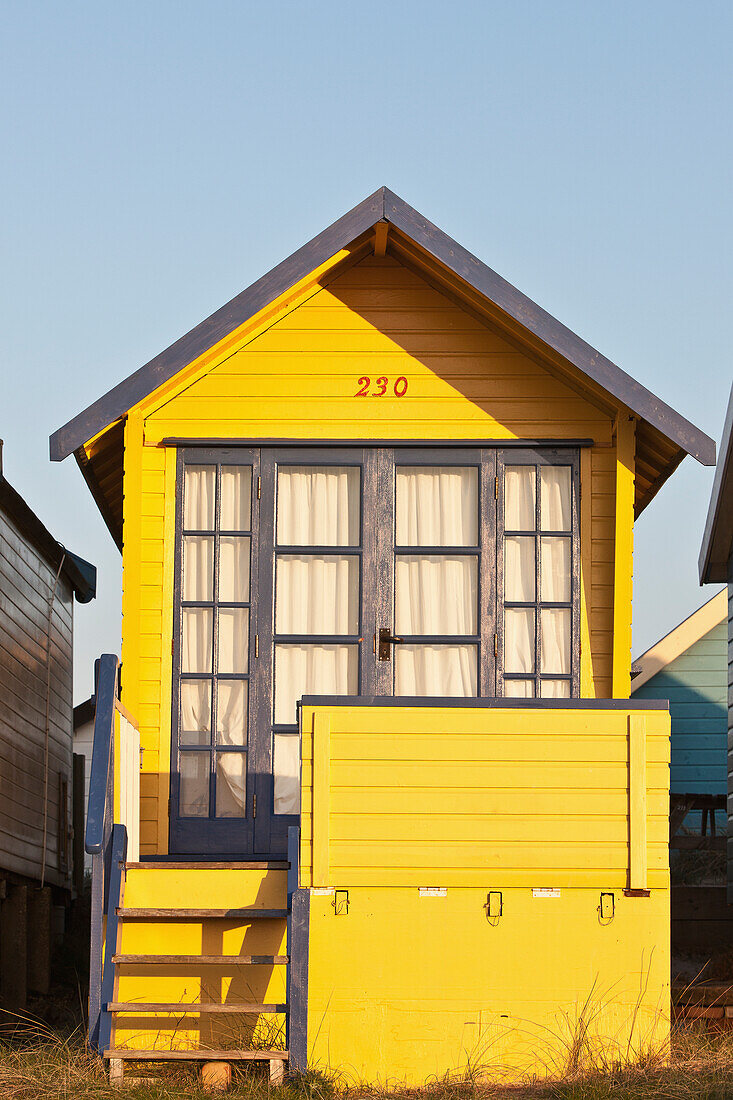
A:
49 186 715 543
0 465 96 603
631 589 727 691
699 383 733 584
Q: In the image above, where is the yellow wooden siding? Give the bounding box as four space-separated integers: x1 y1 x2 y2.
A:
141 256 612 444
299 703 669 890
118 253 634 847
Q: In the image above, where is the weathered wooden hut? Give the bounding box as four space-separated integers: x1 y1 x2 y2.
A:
0 445 96 1010
700 384 733 900
50 188 715 1084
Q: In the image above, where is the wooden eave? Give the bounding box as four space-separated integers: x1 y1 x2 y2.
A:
50 186 715 533
699 382 733 584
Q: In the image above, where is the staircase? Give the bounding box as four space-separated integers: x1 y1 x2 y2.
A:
101 858 292 1084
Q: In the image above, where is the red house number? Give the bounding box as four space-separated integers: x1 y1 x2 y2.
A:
355 376 408 397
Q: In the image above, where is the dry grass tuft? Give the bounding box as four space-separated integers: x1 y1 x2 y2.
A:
4 1019 733 1100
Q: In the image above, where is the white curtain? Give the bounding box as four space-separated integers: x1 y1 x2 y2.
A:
182 608 212 673
219 537 250 601
217 680 247 745
220 466 251 530
180 680 211 744
395 556 477 635
395 645 476 696
276 555 358 634
274 644 357 725
540 467 571 531
505 608 534 673
505 467 535 530
274 735 300 815
540 679 570 698
395 467 477 546
217 753 245 816
277 466 359 546
180 753 208 817
504 537 535 602
184 466 215 529
505 679 533 698
541 608 570 674
541 537 570 602
217 608 249 673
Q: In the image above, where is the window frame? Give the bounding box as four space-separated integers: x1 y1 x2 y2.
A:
495 446 581 699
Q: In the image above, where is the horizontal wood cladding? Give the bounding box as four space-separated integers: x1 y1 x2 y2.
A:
300 704 670 889
0 509 73 886
143 255 613 444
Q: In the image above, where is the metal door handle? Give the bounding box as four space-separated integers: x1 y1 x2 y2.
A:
378 627 404 661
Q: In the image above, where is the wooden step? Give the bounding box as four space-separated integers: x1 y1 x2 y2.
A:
113 954 288 965
117 908 288 919
104 1049 288 1061
108 1002 287 1013
125 862 288 870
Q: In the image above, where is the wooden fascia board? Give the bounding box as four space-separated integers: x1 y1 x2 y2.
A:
382 189 715 466
699 383 733 583
631 588 728 691
49 184 715 472
136 242 371 425
75 444 123 552
49 189 385 460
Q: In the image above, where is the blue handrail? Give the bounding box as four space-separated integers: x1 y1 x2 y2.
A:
85 653 119 856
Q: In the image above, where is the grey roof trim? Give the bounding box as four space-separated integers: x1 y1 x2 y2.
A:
699 383 733 583
50 186 715 468
0 474 97 602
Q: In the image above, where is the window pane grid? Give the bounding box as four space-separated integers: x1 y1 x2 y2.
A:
501 460 576 699
178 461 252 820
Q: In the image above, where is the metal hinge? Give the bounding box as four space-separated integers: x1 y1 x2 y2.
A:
252 793 257 818
494 634 498 658
494 475 499 500
171 638 175 656
255 634 259 659
257 475 261 500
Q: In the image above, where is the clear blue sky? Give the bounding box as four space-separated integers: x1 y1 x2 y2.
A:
1 1 730 699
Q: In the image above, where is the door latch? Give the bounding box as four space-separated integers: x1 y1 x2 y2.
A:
333 889 349 916
378 627 403 661
486 891 503 922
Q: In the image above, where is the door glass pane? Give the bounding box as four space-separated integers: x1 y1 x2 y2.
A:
182 608 213 673
504 537 535 602
183 536 214 601
218 608 250 673
505 608 535 673
541 537 571 602
395 467 478 546
274 643 358 725
274 734 300 815
540 679 571 698
219 537 251 601
216 753 246 817
220 466 252 530
505 679 534 698
180 753 209 816
395 644 477 696
540 467 572 531
217 681 248 745
276 555 359 634
541 608 570 674
180 680 211 745
505 467 536 530
184 465 215 530
277 466 360 546
395 556 477 634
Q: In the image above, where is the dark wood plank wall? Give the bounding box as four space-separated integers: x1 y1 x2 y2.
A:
728 555 733 902
0 509 73 888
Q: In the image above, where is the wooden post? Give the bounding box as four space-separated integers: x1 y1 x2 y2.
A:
312 711 331 888
72 753 85 897
27 887 52 995
612 416 635 698
0 884 27 1012
629 714 648 892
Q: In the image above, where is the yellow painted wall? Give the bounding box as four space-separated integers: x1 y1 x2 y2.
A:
117 252 634 855
299 701 669 1084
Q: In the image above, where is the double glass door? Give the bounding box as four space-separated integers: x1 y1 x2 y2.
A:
170 445 578 856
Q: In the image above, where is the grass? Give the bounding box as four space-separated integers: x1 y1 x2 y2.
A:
4 1021 733 1100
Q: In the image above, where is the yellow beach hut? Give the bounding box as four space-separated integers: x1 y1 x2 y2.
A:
50 187 715 1085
